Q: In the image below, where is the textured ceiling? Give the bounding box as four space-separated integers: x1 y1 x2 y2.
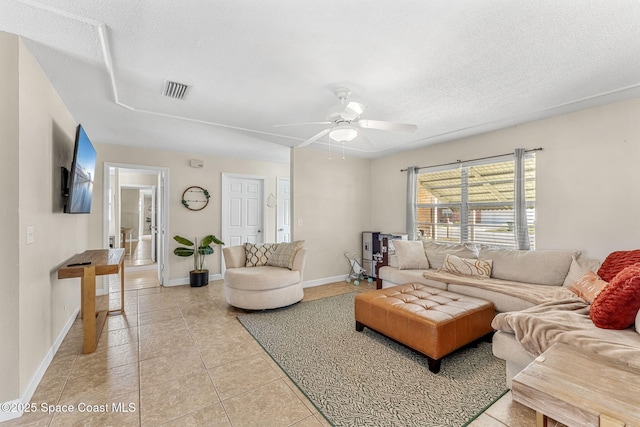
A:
3 1 640 163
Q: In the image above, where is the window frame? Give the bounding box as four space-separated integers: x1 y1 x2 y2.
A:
414 153 535 249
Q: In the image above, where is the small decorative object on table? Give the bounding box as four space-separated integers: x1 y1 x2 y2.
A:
173 234 224 287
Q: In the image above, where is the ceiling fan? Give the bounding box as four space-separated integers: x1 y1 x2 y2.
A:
274 88 417 147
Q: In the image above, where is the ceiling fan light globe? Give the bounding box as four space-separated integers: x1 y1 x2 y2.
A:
329 128 358 143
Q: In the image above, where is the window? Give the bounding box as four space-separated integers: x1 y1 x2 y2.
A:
415 153 535 249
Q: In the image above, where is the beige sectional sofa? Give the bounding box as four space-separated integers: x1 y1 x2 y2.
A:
378 240 640 387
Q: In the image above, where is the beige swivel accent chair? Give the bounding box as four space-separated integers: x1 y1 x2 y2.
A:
222 244 307 310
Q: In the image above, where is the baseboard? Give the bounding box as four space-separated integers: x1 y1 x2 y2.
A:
303 275 349 288
166 274 356 289
127 264 158 271
165 273 223 287
164 274 352 289
0 306 80 422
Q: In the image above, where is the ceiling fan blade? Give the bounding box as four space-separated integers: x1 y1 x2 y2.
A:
273 121 331 128
298 128 331 147
326 101 366 121
342 101 366 120
357 131 375 147
356 119 417 133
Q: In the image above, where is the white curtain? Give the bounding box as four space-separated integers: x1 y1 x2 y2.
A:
514 148 530 250
406 166 418 240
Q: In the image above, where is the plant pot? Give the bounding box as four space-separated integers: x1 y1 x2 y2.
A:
190 269 209 287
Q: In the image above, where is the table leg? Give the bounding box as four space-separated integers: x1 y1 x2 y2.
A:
81 266 97 354
536 411 548 427
120 260 125 312
108 259 125 314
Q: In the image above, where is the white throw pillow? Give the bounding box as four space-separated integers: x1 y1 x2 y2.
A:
636 309 640 335
422 240 478 270
562 253 602 287
393 240 430 270
266 240 304 269
440 254 493 278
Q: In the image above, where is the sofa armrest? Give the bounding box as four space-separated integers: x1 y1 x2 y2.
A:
223 245 246 268
291 248 308 280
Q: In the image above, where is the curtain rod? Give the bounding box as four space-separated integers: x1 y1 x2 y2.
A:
400 147 543 172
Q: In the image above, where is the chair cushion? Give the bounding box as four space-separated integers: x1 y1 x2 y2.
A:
225 266 301 291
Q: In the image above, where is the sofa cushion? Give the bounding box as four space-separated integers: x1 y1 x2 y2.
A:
244 243 279 267
378 266 447 290
440 254 492 278
422 240 478 269
562 253 602 287
394 240 430 270
267 240 304 269
478 246 575 286
225 266 301 291
567 271 608 304
590 263 640 329
597 249 640 282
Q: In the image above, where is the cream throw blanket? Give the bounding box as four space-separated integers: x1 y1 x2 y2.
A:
422 270 640 367
492 299 640 368
421 270 576 305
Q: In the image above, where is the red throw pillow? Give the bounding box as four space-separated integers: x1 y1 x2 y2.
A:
597 249 640 282
590 263 640 329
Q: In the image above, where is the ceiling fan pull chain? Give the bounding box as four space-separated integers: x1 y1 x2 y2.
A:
328 139 332 160
342 142 346 160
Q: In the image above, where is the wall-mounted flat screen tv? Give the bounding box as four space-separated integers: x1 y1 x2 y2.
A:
64 124 97 214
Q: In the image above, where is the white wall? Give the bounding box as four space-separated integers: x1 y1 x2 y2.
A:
0 33 87 410
90 144 289 282
18 36 87 397
291 147 372 283
0 32 20 404
372 97 640 260
120 188 141 238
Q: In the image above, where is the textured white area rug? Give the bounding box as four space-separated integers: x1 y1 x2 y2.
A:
238 292 507 427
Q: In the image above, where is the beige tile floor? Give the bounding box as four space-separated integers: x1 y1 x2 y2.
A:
2 276 560 427
124 235 156 269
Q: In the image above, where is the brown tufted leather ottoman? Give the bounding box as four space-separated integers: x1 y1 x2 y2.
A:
354 283 495 373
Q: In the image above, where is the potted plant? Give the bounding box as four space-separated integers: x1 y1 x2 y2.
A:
173 234 224 287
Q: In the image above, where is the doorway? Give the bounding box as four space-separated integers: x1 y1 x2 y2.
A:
103 163 169 291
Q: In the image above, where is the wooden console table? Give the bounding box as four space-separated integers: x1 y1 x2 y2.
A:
512 342 640 427
58 249 125 354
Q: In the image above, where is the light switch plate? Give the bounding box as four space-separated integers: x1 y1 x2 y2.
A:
26 225 35 244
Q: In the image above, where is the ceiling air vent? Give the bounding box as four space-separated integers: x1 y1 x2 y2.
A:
162 80 189 100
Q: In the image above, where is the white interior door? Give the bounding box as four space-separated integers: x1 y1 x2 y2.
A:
222 174 265 247
277 177 291 243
